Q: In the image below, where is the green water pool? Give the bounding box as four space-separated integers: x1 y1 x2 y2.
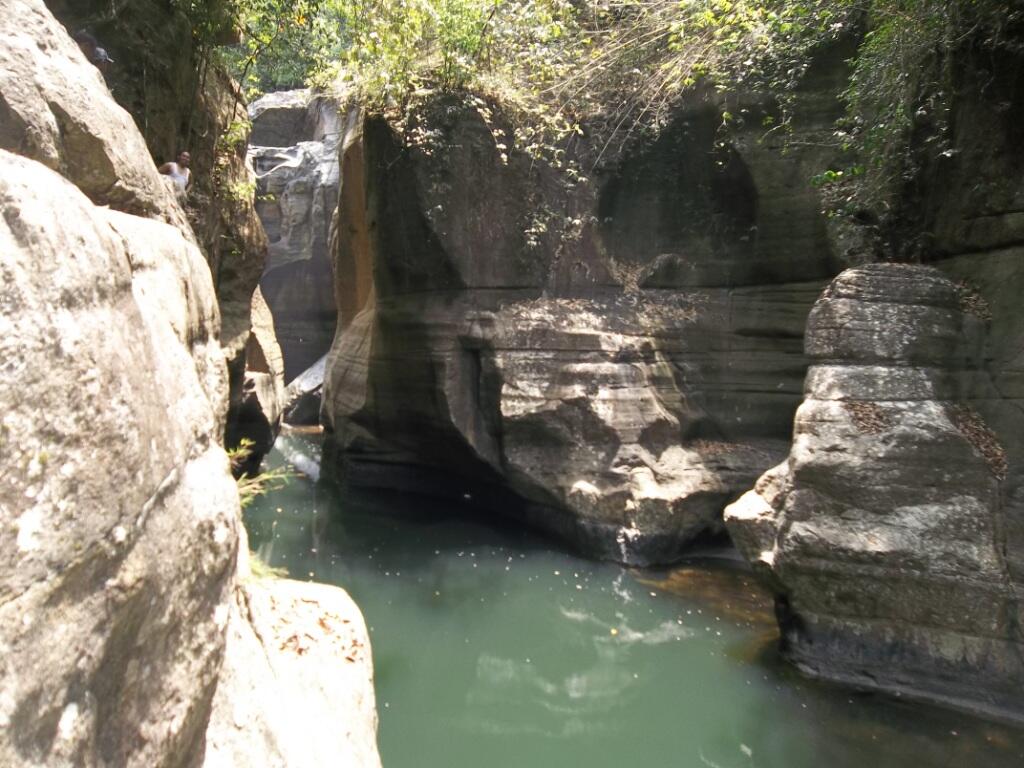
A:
244 431 1024 768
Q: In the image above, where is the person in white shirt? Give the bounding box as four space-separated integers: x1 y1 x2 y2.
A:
158 151 192 199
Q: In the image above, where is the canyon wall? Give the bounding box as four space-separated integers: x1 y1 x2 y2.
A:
0 2 381 764
46 0 283 462
319 36 1024 716
725 44 1024 721
321 47 856 566
249 90 341 385
726 264 1023 721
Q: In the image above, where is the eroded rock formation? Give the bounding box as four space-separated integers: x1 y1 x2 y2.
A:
250 89 341 382
725 264 1023 721
0 3 380 764
321 67 851 564
0 146 238 766
225 287 286 474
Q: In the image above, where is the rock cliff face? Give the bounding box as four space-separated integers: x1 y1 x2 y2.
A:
44 0 279 460
724 39 1024 720
0 3 380 765
249 90 341 383
0 80 238 768
725 264 1023 721
321 62 850 564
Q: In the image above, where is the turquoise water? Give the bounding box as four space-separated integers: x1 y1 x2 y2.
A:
245 431 1024 768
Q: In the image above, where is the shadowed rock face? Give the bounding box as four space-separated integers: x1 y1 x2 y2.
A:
725 264 1024 722
322 74 847 564
249 90 341 383
43 0 273 461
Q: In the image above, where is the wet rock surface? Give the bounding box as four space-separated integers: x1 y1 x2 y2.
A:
725 264 1024 722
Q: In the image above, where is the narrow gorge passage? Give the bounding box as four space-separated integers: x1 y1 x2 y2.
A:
246 432 1024 768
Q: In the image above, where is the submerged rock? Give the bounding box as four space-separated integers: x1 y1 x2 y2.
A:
725 264 1024 722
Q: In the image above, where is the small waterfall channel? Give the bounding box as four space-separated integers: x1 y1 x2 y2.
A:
244 430 1024 768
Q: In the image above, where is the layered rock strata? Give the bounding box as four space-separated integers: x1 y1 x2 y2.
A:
249 90 341 382
725 264 1024 721
322 76 849 564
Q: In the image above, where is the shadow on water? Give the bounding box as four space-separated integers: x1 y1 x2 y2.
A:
246 430 1024 768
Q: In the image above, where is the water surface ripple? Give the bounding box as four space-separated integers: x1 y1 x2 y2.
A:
245 432 1024 768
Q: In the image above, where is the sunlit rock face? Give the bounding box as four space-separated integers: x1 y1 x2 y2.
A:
225 287 286 474
44 0 273 460
0 12 238 765
249 90 341 382
725 264 1024 721
204 549 382 768
0 149 239 767
322 62 848 564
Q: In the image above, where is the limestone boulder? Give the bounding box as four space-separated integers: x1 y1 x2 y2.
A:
0 0 190 231
282 354 328 426
0 151 239 766
42 0 272 451
204 550 381 768
226 288 286 474
725 264 1024 721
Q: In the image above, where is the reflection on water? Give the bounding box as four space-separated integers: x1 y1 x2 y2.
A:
246 431 1024 768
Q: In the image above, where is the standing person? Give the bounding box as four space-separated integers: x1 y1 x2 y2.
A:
158 151 192 200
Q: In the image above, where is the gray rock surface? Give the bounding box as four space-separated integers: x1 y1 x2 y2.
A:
0 0 191 230
282 354 328 425
0 5 381 764
250 90 341 382
0 150 239 767
725 264 1024 722
37 0 274 462
322 84 842 564
226 287 286 473
204 548 381 768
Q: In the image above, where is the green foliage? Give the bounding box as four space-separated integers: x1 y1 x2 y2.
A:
839 0 1023 210
178 0 1024 223
227 439 293 509
248 550 289 579
337 0 577 100
173 0 347 97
